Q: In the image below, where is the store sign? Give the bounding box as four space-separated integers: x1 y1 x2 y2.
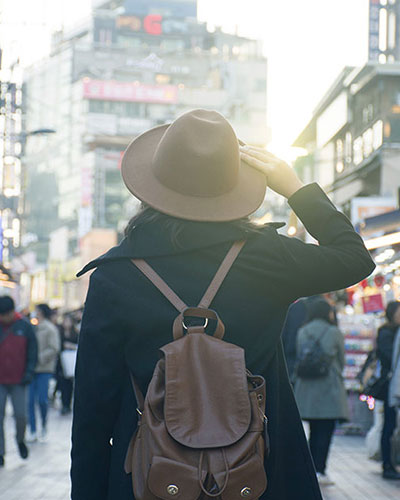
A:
316 92 348 148
117 15 190 36
83 79 178 104
351 197 397 225
368 0 380 61
362 294 384 314
123 0 197 18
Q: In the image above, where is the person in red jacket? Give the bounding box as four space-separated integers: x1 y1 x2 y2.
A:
0 296 37 467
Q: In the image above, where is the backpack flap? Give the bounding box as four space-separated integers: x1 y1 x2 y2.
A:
162 333 251 448
148 456 205 500
214 454 267 500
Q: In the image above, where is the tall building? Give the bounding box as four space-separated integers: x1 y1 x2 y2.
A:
293 63 400 215
368 0 400 63
0 75 22 265
22 0 268 263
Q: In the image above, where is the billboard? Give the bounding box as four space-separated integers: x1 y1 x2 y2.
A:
123 0 197 18
351 197 397 226
116 14 192 36
368 0 380 61
82 79 178 103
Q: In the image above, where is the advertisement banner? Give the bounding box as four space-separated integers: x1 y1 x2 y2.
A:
83 79 178 104
368 0 380 61
362 294 384 314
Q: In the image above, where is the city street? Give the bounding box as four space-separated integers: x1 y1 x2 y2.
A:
0 405 399 500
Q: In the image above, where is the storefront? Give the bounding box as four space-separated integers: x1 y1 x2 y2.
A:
336 208 400 432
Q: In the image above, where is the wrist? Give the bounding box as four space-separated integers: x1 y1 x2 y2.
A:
284 179 304 199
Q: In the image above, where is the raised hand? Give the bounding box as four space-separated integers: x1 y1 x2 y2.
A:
240 146 304 199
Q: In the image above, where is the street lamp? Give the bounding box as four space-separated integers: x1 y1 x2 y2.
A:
23 128 56 137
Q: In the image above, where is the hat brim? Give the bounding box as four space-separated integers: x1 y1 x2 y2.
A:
121 124 267 222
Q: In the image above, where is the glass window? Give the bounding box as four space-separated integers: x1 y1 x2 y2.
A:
344 132 352 164
254 78 266 93
336 139 344 173
373 120 383 149
363 128 373 158
353 136 363 165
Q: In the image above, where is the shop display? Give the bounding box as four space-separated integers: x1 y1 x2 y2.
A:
337 312 381 392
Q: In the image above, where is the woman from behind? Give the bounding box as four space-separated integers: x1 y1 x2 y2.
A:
294 299 348 486
377 300 400 480
71 109 375 500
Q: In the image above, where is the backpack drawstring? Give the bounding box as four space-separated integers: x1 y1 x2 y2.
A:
198 449 230 497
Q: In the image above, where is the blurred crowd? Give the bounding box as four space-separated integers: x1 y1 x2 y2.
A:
0 295 81 466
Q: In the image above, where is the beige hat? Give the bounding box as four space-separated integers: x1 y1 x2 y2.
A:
121 109 267 222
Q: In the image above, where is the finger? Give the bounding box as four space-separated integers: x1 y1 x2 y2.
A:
240 152 270 173
239 147 269 163
244 146 279 162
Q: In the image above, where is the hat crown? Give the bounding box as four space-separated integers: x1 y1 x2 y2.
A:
152 110 240 197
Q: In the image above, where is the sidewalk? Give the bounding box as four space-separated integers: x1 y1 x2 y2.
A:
0 406 71 500
0 406 399 500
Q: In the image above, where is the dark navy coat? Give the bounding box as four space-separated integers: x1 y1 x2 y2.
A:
71 183 375 500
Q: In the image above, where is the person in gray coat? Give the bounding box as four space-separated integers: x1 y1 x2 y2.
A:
294 299 348 486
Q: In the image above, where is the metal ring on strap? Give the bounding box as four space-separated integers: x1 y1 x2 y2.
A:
173 307 225 340
182 318 208 330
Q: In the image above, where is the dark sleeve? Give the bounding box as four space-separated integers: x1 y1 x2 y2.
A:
22 322 38 384
71 271 126 500
277 183 375 302
377 327 394 374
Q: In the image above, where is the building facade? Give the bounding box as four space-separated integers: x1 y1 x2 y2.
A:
20 0 268 308
293 63 400 218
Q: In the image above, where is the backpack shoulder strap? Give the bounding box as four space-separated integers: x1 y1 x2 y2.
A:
131 240 246 312
197 240 246 308
131 258 188 312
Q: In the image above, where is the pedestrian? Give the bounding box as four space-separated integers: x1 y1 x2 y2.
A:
294 298 349 485
389 318 400 408
377 300 400 480
0 296 37 466
71 109 375 500
59 315 79 415
28 303 60 442
281 295 323 383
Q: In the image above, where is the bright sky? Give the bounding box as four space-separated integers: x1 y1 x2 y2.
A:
0 0 370 157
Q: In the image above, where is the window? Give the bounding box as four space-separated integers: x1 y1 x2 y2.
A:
345 132 352 164
353 137 363 165
363 128 373 158
336 139 344 173
373 120 383 149
254 78 266 93
362 104 374 124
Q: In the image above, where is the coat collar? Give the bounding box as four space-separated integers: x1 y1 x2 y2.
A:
77 218 285 277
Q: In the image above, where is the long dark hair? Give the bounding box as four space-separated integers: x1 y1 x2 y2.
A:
305 299 334 325
124 204 264 249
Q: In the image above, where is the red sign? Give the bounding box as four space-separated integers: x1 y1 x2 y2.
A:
116 15 189 36
143 15 162 35
82 79 178 104
362 294 384 314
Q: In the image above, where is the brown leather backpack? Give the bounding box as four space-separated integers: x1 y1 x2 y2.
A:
125 241 269 499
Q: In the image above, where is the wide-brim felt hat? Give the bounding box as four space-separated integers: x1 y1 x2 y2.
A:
121 109 267 222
